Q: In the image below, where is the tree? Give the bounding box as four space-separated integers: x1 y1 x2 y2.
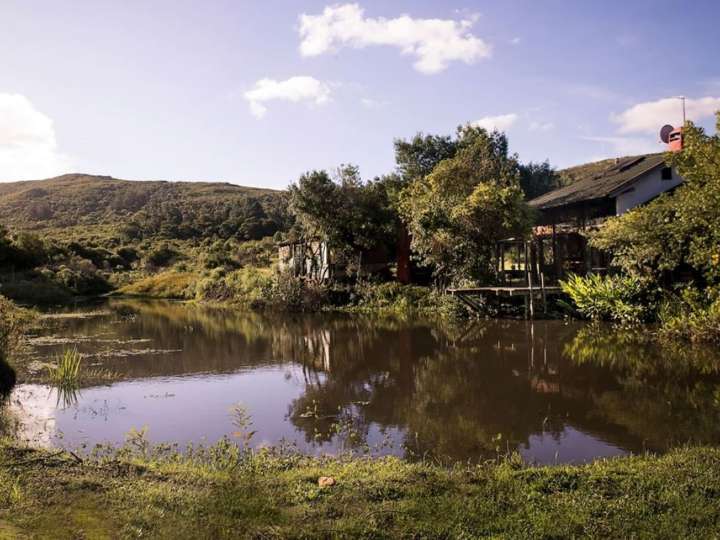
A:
519 161 560 200
393 133 459 183
398 126 533 284
288 166 395 267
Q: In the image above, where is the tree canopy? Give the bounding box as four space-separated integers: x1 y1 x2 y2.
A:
398 126 533 283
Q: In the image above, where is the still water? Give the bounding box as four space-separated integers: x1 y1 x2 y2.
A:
5 299 720 464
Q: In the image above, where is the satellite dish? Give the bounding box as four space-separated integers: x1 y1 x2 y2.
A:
660 124 674 144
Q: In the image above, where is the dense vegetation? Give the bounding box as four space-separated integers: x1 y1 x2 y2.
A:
0 173 289 241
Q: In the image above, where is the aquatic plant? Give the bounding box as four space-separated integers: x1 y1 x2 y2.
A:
46 348 83 388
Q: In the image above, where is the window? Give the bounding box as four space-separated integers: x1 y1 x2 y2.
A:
661 167 673 180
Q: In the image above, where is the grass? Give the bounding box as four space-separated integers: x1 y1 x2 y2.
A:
117 271 198 300
0 440 718 539
46 348 82 388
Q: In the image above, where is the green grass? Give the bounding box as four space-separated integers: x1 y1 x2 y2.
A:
0 440 718 539
117 271 198 299
46 349 82 388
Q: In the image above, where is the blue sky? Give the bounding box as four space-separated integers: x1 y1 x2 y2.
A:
1 0 718 188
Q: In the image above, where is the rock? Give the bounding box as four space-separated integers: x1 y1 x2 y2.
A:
318 476 336 488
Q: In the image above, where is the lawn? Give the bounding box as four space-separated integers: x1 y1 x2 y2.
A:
1 441 719 539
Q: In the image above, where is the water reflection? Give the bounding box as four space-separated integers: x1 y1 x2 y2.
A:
9 300 720 464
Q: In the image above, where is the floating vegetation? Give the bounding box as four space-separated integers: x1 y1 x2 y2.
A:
39 311 113 321
28 335 152 347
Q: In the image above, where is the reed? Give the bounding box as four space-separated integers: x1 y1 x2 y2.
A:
46 348 83 388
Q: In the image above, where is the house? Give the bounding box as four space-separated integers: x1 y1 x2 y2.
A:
277 240 331 282
277 239 396 282
503 145 685 283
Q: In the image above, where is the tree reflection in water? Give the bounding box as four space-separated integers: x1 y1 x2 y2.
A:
286 318 720 462
16 299 720 463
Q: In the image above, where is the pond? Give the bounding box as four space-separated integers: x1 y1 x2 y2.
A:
3 299 720 464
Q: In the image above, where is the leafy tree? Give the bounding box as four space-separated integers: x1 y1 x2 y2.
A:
398 127 533 283
519 160 560 200
288 165 395 264
393 133 459 183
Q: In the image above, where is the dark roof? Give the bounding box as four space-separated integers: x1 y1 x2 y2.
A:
529 153 667 210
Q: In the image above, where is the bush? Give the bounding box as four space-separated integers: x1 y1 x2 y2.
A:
263 272 328 312
353 281 471 319
559 273 653 325
119 271 197 299
195 267 272 306
0 295 34 361
658 288 720 344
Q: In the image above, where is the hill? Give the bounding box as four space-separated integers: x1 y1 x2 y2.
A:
0 174 290 241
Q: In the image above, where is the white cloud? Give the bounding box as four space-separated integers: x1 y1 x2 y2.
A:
529 121 554 132
510 37 521 45
0 93 72 181
298 4 491 74
243 76 332 118
613 96 720 134
360 97 388 109
471 113 518 132
582 135 663 157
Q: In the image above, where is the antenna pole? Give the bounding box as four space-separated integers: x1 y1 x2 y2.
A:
676 95 686 125
682 96 686 125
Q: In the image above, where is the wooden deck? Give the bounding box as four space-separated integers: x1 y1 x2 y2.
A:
447 286 562 295
448 285 564 318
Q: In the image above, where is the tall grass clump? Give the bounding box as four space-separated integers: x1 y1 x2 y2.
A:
559 273 652 325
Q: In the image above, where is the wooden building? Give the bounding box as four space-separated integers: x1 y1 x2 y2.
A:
507 153 684 284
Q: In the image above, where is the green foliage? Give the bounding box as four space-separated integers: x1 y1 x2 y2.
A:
145 243 179 268
262 272 329 312
288 165 395 264
399 126 532 283
592 194 683 279
393 132 459 182
658 287 720 344
352 282 470 319
0 296 34 362
559 273 652 325
118 271 197 299
519 160 561 199
0 174 290 242
195 267 272 306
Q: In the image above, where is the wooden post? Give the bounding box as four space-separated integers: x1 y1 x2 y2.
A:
527 241 535 319
500 244 505 283
540 272 547 314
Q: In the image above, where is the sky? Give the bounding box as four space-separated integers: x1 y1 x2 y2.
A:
1 0 719 189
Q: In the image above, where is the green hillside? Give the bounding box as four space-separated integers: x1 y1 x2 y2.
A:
0 174 289 241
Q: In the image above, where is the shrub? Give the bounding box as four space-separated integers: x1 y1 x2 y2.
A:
195 267 272 306
0 295 34 361
145 245 179 268
119 271 197 299
559 273 652 325
658 288 720 344
263 272 328 312
353 281 471 319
